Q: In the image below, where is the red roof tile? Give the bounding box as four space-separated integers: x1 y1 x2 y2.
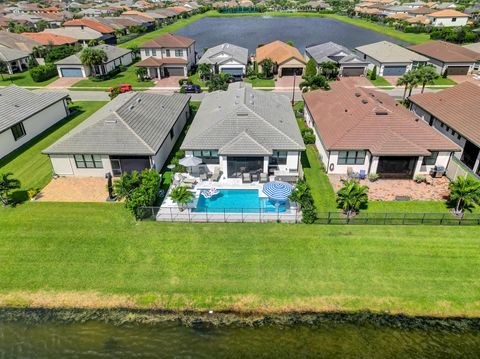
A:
136 57 188 66
141 33 194 48
409 41 480 63
22 32 77 45
63 18 114 34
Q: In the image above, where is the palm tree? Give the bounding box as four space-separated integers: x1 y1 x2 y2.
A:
135 67 147 81
261 58 274 78
80 48 108 77
319 61 339 80
299 75 330 92
197 63 212 81
169 185 194 211
415 65 439 93
449 176 480 215
0 172 21 206
113 171 141 201
336 179 368 217
396 70 417 100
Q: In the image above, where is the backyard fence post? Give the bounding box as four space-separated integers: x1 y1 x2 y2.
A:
440 213 445 225
327 211 331 224
421 213 426 224
383 212 387 225
241 208 244 223
188 208 191 222
277 205 280 222
206 207 208 223
259 208 261 223
170 207 173 222
365 212 368 224
224 208 226 223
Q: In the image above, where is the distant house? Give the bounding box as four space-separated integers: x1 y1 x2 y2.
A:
305 42 368 77
409 82 480 176
427 9 469 26
45 27 104 46
44 92 190 177
303 81 459 179
198 43 249 77
137 33 196 79
62 18 117 44
463 42 480 72
181 83 305 181
22 32 78 46
409 41 480 75
0 86 69 160
355 41 428 76
256 40 306 77
55 44 134 78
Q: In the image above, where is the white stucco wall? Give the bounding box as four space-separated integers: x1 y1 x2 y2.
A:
49 154 112 176
429 16 468 26
0 100 68 160
140 43 196 69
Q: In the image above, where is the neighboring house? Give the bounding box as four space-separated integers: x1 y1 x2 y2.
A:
198 43 248 77
136 33 196 79
256 40 306 77
303 81 459 179
44 92 190 177
409 41 480 75
407 6 434 15
62 18 117 44
464 4 480 20
409 82 480 176
22 32 78 46
463 42 480 72
427 9 469 26
305 42 368 77
45 27 104 46
0 47 31 74
0 85 69 160
355 41 429 76
181 83 305 181
55 44 133 78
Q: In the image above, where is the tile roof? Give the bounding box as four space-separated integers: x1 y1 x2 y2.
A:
63 18 115 33
355 41 429 63
462 42 480 54
181 83 305 155
303 81 459 156
0 31 39 52
55 44 132 65
0 85 68 133
409 41 480 63
428 9 468 17
136 57 188 66
45 27 103 40
21 32 77 46
409 82 480 147
256 40 306 65
44 92 190 155
141 33 194 49
0 47 31 62
305 41 368 66
198 43 248 66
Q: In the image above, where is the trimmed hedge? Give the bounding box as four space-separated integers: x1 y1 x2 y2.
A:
29 64 57 82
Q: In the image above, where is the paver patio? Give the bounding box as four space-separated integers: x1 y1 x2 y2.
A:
329 174 450 201
154 76 183 88
36 177 109 202
275 75 301 90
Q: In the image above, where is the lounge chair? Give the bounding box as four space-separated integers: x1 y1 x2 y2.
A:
242 172 252 183
199 173 208 181
211 167 222 182
183 177 196 185
259 173 269 183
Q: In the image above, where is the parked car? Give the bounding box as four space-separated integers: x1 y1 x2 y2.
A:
181 84 202 93
109 84 132 93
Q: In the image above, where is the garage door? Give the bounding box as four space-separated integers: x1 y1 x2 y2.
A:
446 66 469 75
383 66 407 76
281 68 303 76
60 68 83 77
163 67 184 77
342 67 365 77
221 67 244 76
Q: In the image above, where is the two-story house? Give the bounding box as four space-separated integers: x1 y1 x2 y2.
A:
137 33 196 79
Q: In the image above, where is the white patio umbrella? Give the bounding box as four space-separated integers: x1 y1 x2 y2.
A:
179 156 203 174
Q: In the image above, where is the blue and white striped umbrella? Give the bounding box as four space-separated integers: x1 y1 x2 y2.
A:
262 181 292 201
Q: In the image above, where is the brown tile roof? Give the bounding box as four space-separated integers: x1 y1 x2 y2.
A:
387 12 411 19
22 32 77 46
63 19 114 34
410 82 480 147
256 40 306 65
122 10 155 21
406 15 430 24
409 40 480 63
408 6 434 14
141 33 194 48
136 57 188 66
303 81 459 156
428 9 469 17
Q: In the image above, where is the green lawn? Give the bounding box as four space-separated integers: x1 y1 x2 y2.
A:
429 77 457 86
73 65 153 89
0 101 107 200
0 72 59 87
367 73 394 88
0 202 479 317
188 72 207 87
244 77 276 88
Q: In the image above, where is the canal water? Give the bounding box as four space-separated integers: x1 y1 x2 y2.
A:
174 16 408 54
1 320 480 358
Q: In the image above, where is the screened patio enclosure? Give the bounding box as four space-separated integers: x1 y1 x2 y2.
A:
376 156 417 179
227 157 264 178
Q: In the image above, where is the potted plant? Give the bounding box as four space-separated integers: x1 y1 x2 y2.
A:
169 185 195 211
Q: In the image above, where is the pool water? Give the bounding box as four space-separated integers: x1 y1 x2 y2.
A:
193 189 287 213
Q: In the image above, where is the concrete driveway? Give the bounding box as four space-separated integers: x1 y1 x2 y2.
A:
154 76 183 89
275 76 301 91
47 77 83 88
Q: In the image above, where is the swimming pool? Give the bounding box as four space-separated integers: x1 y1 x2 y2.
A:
193 189 288 213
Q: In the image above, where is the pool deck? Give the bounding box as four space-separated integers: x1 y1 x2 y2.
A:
157 177 301 223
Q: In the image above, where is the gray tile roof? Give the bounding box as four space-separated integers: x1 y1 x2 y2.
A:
55 44 132 65
305 41 368 66
0 85 68 133
44 92 190 156
181 83 305 155
355 41 429 63
198 43 249 66
45 27 102 40
0 47 31 62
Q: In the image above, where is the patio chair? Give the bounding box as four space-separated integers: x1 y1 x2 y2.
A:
251 172 259 182
259 173 269 183
359 170 366 180
211 167 222 182
199 173 208 181
183 177 196 185
242 172 252 183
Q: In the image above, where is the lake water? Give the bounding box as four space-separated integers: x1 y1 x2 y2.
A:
174 16 408 54
2 320 480 358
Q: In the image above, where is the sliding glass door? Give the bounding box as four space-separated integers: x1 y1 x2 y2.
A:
227 157 264 178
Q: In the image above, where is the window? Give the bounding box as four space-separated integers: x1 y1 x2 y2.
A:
165 49 170 57
338 150 366 165
145 49 150 56
270 151 287 165
169 128 174 140
457 134 462 140
74 154 103 169
193 150 219 164
11 122 26 141
440 123 444 128
422 151 438 166
452 17 456 22
175 49 183 57
152 49 156 56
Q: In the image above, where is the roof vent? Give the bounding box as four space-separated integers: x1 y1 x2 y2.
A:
14 104 20 108
354 92 361 97
237 112 249 116
105 119 117 124
129 105 134 110
361 99 368 104
136 97 141 103
375 110 389 116
345 109 348 112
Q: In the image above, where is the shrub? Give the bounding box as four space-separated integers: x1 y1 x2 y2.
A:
368 173 379 182
301 128 316 145
370 65 377 81
305 59 317 78
45 45 77 63
29 63 57 82
289 179 317 224
414 174 426 183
